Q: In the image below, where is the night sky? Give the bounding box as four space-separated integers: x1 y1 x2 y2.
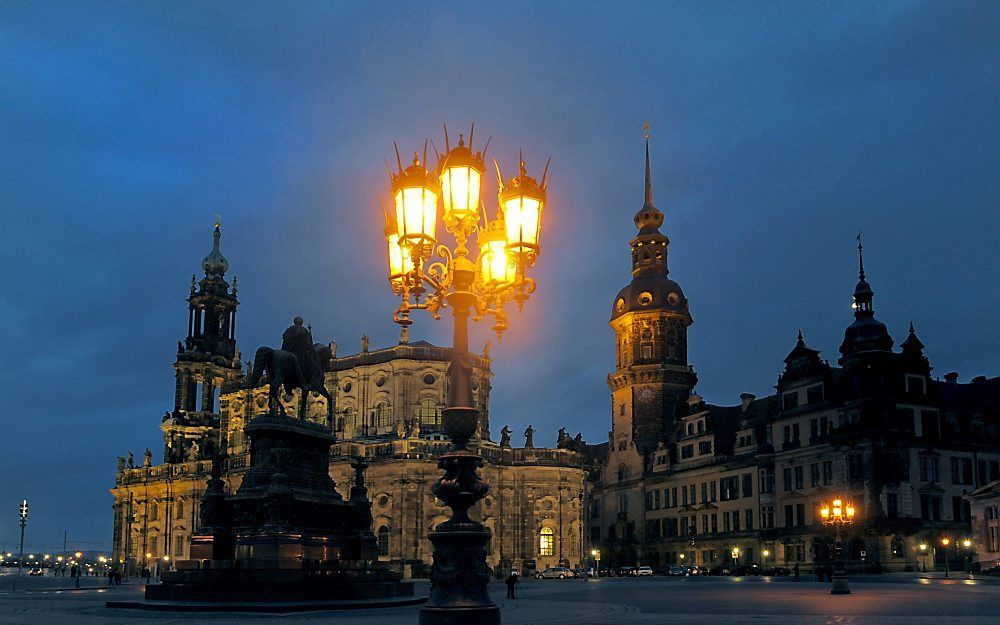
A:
2 2 997 552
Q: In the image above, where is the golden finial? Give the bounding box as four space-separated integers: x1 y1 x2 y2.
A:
214 213 221 229
643 120 651 140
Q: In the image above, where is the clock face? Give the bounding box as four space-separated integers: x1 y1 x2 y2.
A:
637 387 655 402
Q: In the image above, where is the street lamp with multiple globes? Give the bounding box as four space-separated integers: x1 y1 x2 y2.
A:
820 498 856 595
382 126 549 625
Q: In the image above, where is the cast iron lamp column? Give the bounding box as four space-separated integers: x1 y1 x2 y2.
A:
381 126 549 625
820 498 856 595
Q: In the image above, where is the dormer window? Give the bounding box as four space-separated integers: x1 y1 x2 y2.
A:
906 374 926 395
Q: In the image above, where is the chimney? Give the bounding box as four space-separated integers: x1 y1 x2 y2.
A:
740 393 756 412
944 372 959 384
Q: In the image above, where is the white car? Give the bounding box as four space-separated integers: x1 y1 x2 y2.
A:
636 566 654 576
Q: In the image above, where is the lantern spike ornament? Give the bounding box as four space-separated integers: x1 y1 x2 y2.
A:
382 125 548 625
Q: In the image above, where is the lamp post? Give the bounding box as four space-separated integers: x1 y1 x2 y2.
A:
820 498 856 595
731 546 741 567
962 538 972 575
15 499 27 591
941 537 951 578
918 543 928 574
75 551 83 588
591 548 601 578
382 126 549 625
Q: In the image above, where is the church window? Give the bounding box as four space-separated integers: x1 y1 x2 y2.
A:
342 381 353 393
618 464 629 481
538 528 555 557
637 291 653 306
417 398 441 426
641 344 652 360
423 373 436 385
149 502 158 521
175 499 184 520
377 525 390 556
375 402 393 428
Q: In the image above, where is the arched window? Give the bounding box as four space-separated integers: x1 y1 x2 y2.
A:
417 398 441 426
149 502 158 521
618 464 629 481
377 525 390 556
375 402 393 428
175 499 184 520
538 527 555 557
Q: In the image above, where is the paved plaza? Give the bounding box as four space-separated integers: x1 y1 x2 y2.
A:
2 572 1000 625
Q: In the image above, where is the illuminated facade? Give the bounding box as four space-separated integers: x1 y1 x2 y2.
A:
110 224 587 577
588 141 1000 573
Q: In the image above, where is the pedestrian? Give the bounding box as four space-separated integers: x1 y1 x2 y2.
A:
107 568 114 586
142 566 151 584
505 571 518 599
114 569 122 586
793 563 800 581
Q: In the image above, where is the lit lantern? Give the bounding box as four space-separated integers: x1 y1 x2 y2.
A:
439 132 484 226
392 151 439 247
478 215 515 287
500 158 546 258
820 505 830 520
384 207 413 289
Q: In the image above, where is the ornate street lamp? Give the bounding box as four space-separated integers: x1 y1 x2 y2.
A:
382 126 549 625
941 536 951 577
820 498 856 594
16 499 27 590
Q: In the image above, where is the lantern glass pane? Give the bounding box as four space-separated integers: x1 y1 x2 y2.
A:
503 195 542 248
395 186 438 242
481 238 514 285
387 233 413 279
442 165 481 221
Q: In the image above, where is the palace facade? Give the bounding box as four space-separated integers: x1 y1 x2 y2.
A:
110 223 586 578
587 141 1000 573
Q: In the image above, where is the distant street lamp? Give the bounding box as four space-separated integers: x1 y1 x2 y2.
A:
75 551 83 588
820 498 856 595
15 499 28 591
762 548 770 572
591 548 601 577
382 126 549 625
731 546 741 565
941 537 951 578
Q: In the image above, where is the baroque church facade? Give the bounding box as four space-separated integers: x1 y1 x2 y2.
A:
110 223 587 578
112 144 1000 579
588 142 1000 573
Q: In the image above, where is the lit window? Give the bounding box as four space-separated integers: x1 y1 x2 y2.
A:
539 527 555 556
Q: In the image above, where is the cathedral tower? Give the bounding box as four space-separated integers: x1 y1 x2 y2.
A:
163 222 243 463
607 137 697 456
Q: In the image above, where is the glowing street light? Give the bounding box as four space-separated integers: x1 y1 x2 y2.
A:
590 548 601 577
382 125 549 625
941 537 951 577
820 498 856 595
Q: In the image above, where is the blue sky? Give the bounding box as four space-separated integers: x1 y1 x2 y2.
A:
1 1 997 550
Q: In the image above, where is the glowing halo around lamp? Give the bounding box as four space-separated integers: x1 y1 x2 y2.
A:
391 148 439 249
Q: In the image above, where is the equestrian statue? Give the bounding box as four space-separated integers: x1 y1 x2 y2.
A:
251 316 334 421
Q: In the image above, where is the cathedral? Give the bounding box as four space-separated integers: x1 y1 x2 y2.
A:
110 223 587 579
587 140 1000 573
112 144 1000 580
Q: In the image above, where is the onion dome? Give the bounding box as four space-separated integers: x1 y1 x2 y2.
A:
201 221 229 278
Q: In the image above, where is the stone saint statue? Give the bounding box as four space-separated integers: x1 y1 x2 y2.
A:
396 420 407 438
361 334 370 352
524 425 535 448
187 441 200 462
500 425 512 447
117 456 126 472
143 448 152 467
556 427 570 448
127 451 134 468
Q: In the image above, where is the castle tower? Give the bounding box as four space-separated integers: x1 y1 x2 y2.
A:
607 135 697 456
163 222 243 463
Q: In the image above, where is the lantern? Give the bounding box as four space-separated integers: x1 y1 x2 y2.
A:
392 152 439 248
500 160 545 258
478 216 515 287
439 134 484 227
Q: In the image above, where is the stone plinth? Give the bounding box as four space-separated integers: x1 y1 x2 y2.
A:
146 414 413 603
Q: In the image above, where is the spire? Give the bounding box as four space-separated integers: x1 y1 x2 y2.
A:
202 221 229 278
902 321 925 352
857 230 865 281
643 121 654 209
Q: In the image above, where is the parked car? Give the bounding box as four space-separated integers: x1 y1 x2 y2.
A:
597 566 615 577
708 565 734 576
28 567 45 576
666 565 688 576
733 565 761 576
684 565 709 576
761 566 792 576
535 567 574 579
636 566 654 576
617 566 638 577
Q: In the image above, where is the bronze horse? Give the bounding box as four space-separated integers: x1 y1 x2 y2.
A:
252 345 333 421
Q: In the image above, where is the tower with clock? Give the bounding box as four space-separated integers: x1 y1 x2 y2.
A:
607 136 698 458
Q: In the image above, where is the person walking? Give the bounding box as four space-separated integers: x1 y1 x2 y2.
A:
505 571 518 599
793 562 800 581
114 568 122 586
107 568 114 586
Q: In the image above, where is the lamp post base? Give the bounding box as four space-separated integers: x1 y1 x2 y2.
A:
830 571 851 595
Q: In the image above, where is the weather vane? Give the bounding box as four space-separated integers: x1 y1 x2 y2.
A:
643 120 651 140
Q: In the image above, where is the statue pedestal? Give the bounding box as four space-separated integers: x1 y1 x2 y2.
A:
146 415 413 603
